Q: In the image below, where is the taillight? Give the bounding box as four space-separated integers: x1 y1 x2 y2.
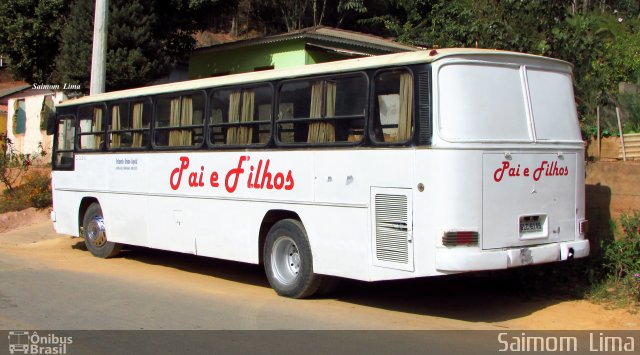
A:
579 219 589 236
442 231 479 246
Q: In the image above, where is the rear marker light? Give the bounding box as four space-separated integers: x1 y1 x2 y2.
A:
579 219 589 236
442 231 479 246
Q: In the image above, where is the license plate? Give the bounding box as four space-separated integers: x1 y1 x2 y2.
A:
520 217 542 233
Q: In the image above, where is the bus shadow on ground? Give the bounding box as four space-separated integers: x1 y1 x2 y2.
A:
72 240 578 324
331 273 570 323
71 241 271 288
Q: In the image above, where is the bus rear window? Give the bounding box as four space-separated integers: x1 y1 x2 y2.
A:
527 69 581 141
438 63 529 141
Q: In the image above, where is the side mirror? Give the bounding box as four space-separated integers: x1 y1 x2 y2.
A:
43 95 57 135
46 112 56 135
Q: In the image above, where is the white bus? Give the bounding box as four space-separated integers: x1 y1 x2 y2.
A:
49 49 589 298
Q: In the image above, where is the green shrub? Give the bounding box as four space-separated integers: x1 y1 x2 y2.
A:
0 187 32 213
25 172 52 209
598 210 640 305
0 172 52 213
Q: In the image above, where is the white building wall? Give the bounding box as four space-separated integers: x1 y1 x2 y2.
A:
6 92 66 158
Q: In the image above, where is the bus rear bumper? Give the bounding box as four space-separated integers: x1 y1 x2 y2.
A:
435 239 590 272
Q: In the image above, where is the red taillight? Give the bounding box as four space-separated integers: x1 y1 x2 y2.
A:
579 219 589 236
442 231 479 246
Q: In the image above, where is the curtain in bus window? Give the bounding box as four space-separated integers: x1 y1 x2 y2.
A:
132 102 144 148
111 106 121 148
180 97 193 146
308 81 323 142
93 107 103 149
169 98 181 146
226 90 241 144
239 90 255 144
397 73 413 141
308 81 336 143
326 80 336 117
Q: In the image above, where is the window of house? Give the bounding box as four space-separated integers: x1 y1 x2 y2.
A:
154 92 205 148
77 105 106 150
209 85 272 146
54 116 75 168
108 100 151 149
276 74 367 144
14 99 26 134
371 70 414 143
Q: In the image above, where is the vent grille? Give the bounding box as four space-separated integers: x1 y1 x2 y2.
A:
417 69 432 145
375 194 409 264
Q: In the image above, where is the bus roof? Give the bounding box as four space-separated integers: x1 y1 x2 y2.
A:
57 48 569 108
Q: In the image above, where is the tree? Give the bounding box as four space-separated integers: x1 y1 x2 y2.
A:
223 0 385 36
56 0 229 92
55 0 93 89
0 0 69 84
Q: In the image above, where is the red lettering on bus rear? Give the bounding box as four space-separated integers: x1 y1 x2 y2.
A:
493 161 509 182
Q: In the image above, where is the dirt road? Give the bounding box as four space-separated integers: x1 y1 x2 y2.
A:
0 214 637 331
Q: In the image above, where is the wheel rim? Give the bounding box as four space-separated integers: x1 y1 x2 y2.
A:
271 236 301 285
86 216 107 248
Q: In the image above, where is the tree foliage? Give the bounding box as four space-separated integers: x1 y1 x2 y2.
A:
0 0 69 84
349 0 639 129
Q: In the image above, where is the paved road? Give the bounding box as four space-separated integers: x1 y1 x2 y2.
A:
0 221 511 331
0 221 633 354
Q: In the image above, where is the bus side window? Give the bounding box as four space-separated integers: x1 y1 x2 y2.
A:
277 75 366 144
371 70 413 143
154 93 205 148
54 116 75 168
109 100 151 149
77 105 106 150
277 81 311 144
209 85 272 146
331 76 366 143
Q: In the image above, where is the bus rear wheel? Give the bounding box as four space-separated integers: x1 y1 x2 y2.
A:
264 219 322 299
82 203 121 258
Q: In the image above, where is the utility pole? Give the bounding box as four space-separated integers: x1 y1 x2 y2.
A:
90 0 108 95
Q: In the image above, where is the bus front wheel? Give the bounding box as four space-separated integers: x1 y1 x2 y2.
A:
264 219 322 298
82 203 121 258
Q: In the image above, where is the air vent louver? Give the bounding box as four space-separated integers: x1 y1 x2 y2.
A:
374 194 409 264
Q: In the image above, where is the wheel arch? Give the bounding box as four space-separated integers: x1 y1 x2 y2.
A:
78 197 100 236
258 209 302 265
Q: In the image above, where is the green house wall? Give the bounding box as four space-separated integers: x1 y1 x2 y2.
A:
189 39 350 79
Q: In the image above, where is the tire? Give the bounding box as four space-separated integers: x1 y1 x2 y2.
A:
264 219 322 298
82 203 121 258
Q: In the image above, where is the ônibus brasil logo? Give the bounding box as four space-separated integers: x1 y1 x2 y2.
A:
7 331 72 354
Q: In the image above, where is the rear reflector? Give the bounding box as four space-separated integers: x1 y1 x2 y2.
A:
442 231 479 246
579 219 589 236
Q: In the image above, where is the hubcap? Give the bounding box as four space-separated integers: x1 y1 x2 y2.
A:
86 216 107 247
271 236 300 285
